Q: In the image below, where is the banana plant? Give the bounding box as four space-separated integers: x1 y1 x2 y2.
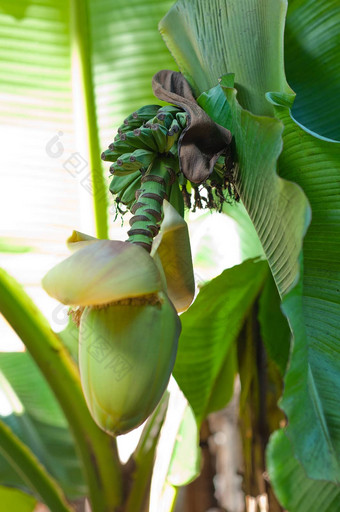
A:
0 0 340 512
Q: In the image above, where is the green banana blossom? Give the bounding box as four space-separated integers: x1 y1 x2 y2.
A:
42 202 194 436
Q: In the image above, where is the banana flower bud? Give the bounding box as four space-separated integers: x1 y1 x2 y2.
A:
42 238 180 435
42 203 194 435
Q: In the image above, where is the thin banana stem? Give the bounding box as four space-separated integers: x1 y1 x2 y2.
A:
70 0 108 239
0 269 123 512
124 395 169 512
167 485 179 512
0 419 73 512
127 157 176 251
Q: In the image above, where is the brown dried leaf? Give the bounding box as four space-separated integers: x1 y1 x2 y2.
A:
152 70 232 183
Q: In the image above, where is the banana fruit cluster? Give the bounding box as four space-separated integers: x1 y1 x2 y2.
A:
102 104 187 211
104 104 186 164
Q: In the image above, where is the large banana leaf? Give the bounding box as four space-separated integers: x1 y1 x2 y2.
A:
0 352 85 497
267 430 340 512
89 0 176 140
159 0 290 116
0 412 86 499
284 0 340 140
268 92 340 482
159 0 340 495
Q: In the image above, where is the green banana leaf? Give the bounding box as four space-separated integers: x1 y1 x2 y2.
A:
174 259 268 426
0 412 86 499
0 364 86 501
159 0 290 116
89 0 177 136
267 430 340 512
284 0 340 140
196 75 310 297
0 352 66 427
159 0 340 495
195 80 269 263
267 91 340 483
258 273 291 376
0 485 37 512
0 352 85 497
